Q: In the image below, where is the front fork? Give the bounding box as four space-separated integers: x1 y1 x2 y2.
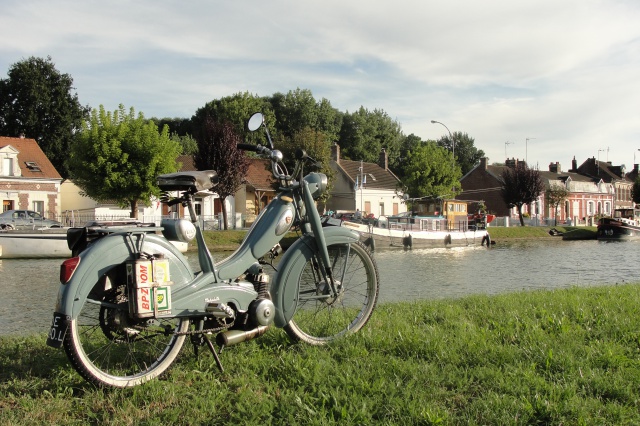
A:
302 180 339 297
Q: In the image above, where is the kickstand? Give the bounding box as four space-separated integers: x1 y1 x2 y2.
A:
201 333 225 373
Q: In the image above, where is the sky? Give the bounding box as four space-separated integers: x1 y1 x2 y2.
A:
2 0 640 173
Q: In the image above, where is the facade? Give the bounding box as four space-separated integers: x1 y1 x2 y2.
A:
0 136 63 220
460 157 615 225
327 144 406 218
573 156 633 212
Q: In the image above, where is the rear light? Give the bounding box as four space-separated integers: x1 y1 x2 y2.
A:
60 257 81 283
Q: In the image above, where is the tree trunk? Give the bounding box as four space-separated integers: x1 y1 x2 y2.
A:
517 204 525 226
129 199 138 219
220 196 228 230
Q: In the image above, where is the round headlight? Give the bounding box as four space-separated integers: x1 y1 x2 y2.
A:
304 173 328 200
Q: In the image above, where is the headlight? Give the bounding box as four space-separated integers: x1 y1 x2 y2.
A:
303 173 328 200
161 219 196 242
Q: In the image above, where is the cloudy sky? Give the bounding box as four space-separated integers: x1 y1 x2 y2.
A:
2 0 639 172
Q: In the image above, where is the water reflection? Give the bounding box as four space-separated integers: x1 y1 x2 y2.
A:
2 239 639 336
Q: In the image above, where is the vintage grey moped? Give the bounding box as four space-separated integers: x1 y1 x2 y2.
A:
46 112 379 388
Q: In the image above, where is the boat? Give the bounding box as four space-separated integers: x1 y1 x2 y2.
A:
337 198 493 249
597 208 640 241
0 221 189 259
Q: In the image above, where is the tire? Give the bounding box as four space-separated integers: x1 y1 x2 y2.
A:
284 240 379 345
63 266 188 388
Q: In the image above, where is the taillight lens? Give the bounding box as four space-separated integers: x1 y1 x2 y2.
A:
60 257 80 283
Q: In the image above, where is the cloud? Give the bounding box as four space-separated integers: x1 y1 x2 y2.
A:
1 0 639 168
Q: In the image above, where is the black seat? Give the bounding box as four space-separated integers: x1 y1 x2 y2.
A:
157 171 218 192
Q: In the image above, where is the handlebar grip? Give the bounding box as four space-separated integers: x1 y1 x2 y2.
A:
237 143 259 152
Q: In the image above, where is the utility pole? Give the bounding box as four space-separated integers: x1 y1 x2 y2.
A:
525 137 536 165
504 141 513 159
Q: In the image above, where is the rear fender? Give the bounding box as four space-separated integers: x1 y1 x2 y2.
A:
271 226 361 327
53 233 194 319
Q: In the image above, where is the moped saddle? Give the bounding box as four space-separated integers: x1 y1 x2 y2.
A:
157 170 218 192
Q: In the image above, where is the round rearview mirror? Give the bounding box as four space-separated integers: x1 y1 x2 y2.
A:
247 112 264 131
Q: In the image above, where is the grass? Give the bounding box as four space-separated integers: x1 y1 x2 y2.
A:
2 284 640 425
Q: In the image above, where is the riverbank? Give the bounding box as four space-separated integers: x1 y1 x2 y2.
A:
2 284 639 424
194 225 599 252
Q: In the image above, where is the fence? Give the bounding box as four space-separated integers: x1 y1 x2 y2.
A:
55 212 246 230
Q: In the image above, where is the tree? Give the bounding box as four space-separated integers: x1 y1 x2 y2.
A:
0 56 89 177
68 105 181 218
633 176 640 206
435 131 485 176
338 107 403 165
546 182 570 226
500 163 545 226
401 142 461 199
193 116 249 230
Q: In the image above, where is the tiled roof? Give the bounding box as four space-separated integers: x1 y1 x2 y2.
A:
0 136 62 179
334 159 400 191
177 155 197 171
245 159 276 191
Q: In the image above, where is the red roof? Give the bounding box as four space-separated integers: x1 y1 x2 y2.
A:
0 136 62 179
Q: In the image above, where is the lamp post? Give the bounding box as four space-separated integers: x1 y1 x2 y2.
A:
431 120 454 165
525 137 536 165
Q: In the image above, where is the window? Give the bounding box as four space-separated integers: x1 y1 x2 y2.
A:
2 200 13 212
2 158 13 176
33 201 44 216
25 161 41 172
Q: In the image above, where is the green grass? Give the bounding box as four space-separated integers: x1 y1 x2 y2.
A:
2 284 640 425
488 225 598 240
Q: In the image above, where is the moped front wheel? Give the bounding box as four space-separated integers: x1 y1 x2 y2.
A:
63 270 188 388
284 240 379 345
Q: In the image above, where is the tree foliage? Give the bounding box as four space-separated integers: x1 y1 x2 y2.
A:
501 164 545 226
401 142 461 199
338 107 403 166
0 56 89 177
193 116 249 229
546 182 570 226
435 131 485 176
68 105 181 218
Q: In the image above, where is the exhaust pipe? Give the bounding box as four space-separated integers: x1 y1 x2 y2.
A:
215 326 269 347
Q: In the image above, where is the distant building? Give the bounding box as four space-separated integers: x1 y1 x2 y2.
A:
327 144 406 217
0 135 62 219
573 156 633 211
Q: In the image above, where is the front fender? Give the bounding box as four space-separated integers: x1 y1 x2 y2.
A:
54 233 194 320
271 226 361 327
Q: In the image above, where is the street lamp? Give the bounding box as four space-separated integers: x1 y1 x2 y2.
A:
525 137 536 165
431 120 454 164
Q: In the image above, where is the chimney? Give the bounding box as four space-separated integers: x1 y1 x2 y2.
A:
548 162 561 173
480 157 488 170
572 156 577 171
378 148 388 170
331 143 340 163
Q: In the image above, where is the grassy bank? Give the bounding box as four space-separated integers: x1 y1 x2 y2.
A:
2 284 640 424
487 225 597 241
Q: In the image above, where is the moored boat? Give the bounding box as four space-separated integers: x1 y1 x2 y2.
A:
597 217 640 241
339 198 492 249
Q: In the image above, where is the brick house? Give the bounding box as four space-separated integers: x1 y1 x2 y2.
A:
573 156 633 212
326 144 406 217
0 136 62 219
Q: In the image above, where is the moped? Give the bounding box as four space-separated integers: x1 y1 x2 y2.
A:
46 112 380 388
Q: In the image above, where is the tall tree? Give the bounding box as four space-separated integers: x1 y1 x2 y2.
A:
193 116 249 230
401 142 461 199
338 107 403 165
0 56 89 177
501 163 545 226
68 105 181 218
435 131 485 176
546 182 570 226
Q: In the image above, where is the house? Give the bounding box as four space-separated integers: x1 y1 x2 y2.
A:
235 159 276 226
326 144 406 217
459 157 614 225
0 135 63 220
573 157 633 212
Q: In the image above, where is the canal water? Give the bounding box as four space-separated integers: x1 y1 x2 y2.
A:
1 239 638 336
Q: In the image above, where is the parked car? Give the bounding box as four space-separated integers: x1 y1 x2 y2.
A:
0 210 63 230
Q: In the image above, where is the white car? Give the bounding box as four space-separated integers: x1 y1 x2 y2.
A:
0 210 63 230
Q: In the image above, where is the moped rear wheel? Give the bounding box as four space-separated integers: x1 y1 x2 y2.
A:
284 240 379 345
63 271 188 388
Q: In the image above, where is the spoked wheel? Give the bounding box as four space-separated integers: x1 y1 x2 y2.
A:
284 241 379 345
63 272 188 388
